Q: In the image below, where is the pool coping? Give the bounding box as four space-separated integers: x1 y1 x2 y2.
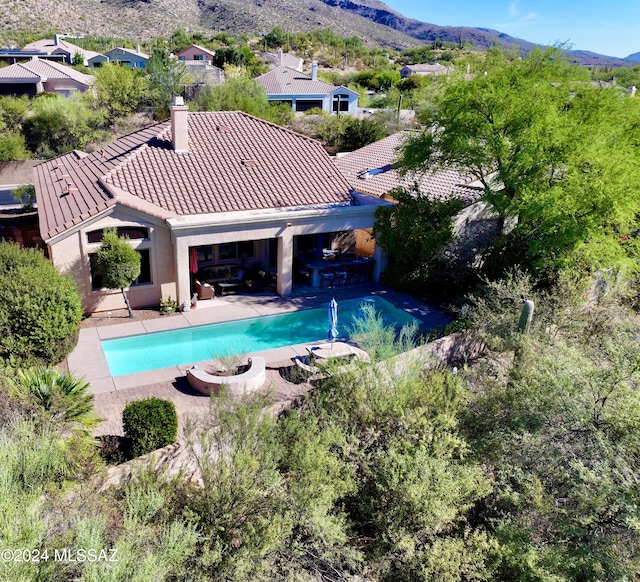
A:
67 287 448 395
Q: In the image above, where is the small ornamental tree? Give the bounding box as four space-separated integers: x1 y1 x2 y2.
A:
122 397 178 457
96 228 141 317
0 242 83 367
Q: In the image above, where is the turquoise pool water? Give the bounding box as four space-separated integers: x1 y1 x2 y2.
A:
102 296 448 376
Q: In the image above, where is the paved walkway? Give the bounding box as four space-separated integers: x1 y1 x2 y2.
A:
66 285 446 438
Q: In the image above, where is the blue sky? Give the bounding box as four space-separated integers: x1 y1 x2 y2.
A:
384 0 640 59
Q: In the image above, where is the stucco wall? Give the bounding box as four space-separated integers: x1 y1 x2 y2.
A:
49 207 177 313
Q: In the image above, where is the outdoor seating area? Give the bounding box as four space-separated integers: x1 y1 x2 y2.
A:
294 341 370 381
296 253 375 288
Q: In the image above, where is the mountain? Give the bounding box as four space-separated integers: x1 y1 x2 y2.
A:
625 52 640 63
0 0 632 67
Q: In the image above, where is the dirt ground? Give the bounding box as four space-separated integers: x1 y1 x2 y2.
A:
80 307 166 328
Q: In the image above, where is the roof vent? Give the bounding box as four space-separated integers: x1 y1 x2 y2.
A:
217 125 231 132
242 159 257 167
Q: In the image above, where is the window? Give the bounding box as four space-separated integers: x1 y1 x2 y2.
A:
87 227 149 244
89 249 152 291
218 241 255 261
195 242 255 266
332 94 350 112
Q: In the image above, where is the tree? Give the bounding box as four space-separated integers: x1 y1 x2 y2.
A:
22 94 106 158
95 228 141 317
196 76 292 125
146 47 187 116
374 185 464 291
11 184 35 212
91 63 150 119
0 242 83 366
0 96 29 161
339 116 388 151
211 46 247 69
400 47 640 281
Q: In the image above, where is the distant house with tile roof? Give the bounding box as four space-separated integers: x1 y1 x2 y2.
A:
400 64 451 79
262 48 304 72
255 63 359 114
22 35 107 68
0 58 94 97
34 103 386 313
103 47 150 69
176 44 216 64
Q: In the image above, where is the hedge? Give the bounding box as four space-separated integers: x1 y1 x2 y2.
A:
122 397 178 457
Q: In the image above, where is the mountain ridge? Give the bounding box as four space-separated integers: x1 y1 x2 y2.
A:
0 0 634 67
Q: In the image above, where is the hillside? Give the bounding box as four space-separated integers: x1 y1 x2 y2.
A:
0 0 632 66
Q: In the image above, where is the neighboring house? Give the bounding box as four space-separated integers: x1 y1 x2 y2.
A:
400 64 451 78
22 35 107 68
335 132 500 257
176 44 216 64
183 62 225 94
262 48 304 71
0 58 94 97
255 63 359 114
0 49 66 65
33 103 386 313
102 47 149 69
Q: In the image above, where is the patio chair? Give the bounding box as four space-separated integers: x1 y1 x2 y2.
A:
195 279 215 300
294 355 328 381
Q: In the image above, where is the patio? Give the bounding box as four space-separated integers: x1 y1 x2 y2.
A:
68 285 446 437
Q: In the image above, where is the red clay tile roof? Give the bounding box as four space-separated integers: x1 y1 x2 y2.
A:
35 111 353 242
334 132 482 204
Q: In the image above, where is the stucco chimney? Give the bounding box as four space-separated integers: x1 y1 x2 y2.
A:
311 61 317 81
136 44 141 54
54 34 60 46
170 96 189 154
277 48 283 66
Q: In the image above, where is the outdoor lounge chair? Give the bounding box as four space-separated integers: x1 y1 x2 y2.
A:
195 279 215 300
294 355 328 381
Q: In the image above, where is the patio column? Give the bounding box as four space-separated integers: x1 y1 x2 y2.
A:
277 231 293 296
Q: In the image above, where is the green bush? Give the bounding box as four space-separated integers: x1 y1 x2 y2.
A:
0 242 83 367
122 397 178 457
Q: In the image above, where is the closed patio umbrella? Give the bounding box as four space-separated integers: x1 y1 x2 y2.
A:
328 298 338 346
189 248 199 274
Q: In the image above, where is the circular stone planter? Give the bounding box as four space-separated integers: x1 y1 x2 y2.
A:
186 357 266 396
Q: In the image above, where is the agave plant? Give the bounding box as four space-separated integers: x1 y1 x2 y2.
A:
15 368 99 429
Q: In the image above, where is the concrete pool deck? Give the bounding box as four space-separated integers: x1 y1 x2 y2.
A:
66 285 448 436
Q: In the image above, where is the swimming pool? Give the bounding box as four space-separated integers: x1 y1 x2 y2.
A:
102 296 447 376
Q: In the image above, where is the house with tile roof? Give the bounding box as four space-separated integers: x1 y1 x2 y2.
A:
176 44 216 64
262 48 304 72
0 58 94 97
255 63 359 114
335 132 501 255
22 35 107 68
102 47 150 69
34 101 386 313
400 64 452 78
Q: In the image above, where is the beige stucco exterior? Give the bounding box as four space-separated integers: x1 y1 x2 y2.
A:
48 206 177 313
46 196 384 313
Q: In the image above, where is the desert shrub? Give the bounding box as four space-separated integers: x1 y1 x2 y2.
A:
122 397 178 457
0 242 83 367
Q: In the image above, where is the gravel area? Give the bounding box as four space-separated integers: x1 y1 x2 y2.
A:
80 307 168 328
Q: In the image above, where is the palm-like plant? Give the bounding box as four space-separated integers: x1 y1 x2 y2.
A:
15 368 100 430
